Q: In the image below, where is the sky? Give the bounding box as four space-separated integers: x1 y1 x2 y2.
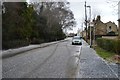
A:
67 0 119 33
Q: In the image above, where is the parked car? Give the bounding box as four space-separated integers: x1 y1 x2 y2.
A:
72 36 82 45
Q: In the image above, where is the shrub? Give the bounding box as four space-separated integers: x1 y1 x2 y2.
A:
96 38 120 55
2 39 30 50
30 38 45 44
114 40 120 54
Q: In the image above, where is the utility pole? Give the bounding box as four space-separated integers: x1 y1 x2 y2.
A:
85 1 87 42
93 22 95 45
118 1 120 39
90 6 92 47
86 6 91 47
81 23 83 38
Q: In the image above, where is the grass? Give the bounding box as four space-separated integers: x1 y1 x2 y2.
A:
94 46 120 63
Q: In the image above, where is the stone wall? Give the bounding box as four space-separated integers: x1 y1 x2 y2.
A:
102 36 118 39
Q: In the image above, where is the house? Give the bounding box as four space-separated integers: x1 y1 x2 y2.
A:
93 15 107 36
93 15 118 38
68 33 75 37
105 21 118 35
80 30 86 38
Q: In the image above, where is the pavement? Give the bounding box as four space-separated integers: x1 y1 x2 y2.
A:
2 38 120 79
78 40 119 79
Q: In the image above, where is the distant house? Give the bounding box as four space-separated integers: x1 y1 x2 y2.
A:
68 33 75 37
93 15 118 37
80 30 86 38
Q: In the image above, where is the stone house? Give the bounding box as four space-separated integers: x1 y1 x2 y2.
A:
106 21 118 35
93 15 118 37
80 30 86 38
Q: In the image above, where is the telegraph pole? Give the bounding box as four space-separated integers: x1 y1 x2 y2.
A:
85 1 87 41
81 23 83 38
86 6 91 47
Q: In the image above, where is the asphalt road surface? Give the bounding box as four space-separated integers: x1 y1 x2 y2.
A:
2 38 119 79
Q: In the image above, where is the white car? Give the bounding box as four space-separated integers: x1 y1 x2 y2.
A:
72 36 82 45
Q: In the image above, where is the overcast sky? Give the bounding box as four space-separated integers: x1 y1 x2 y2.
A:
67 0 119 33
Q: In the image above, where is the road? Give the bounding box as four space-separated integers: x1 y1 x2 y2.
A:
2 38 119 79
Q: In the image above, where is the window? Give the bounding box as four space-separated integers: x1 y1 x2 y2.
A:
109 26 111 29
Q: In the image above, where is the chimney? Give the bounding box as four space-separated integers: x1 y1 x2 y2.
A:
97 15 101 21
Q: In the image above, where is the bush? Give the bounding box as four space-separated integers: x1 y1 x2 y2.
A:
2 40 30 50
30 38 45 44
114 40 120 54
96 38 120 55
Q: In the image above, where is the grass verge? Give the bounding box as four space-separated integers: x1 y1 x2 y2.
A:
94 46 120 63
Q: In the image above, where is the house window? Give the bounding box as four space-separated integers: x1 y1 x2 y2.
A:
108 26 112 32
109 26 111 29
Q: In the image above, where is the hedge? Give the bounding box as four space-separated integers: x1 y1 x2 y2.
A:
30 38 45 44
96 38 120 55
2 40 30 50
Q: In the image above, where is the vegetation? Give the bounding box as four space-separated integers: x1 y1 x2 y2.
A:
95 46 120 63
2 2 76 49
95 46 115 59
96 38 120 55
